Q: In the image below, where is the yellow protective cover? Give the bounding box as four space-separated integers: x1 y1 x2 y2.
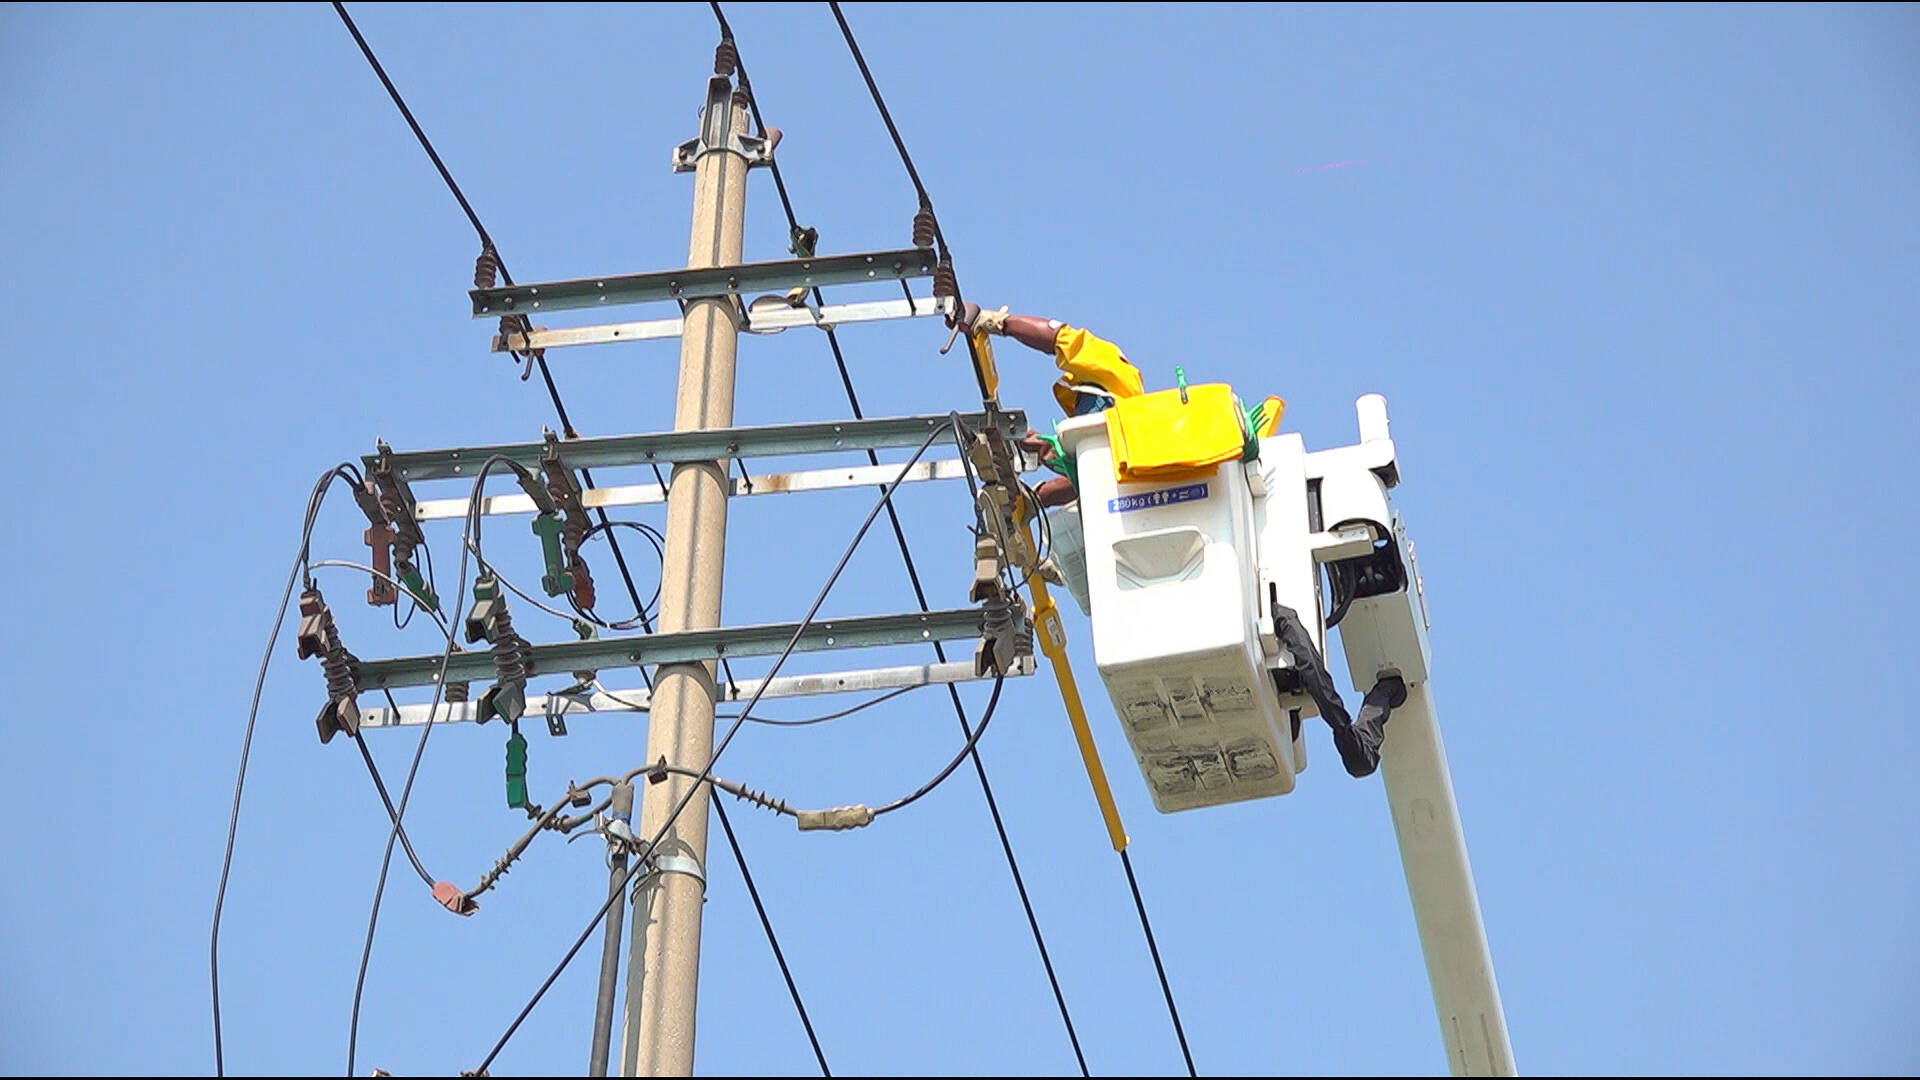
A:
1104 383 1247 483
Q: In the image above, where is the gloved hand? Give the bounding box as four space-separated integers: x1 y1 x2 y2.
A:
947 301 1009 336
1018 431 1058 466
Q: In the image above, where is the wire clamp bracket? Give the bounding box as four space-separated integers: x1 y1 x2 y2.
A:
671 76 775 172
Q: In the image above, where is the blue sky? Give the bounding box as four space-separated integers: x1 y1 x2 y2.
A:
2 2 1916 1076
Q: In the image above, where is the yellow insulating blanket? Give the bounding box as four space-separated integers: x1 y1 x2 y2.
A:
1105 384 1285 484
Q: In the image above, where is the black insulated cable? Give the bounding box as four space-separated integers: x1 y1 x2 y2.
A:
212 465 360 1076
712 8 1088 1072
1121 849 1198 1077
331 1 665 680
712 797 831 1076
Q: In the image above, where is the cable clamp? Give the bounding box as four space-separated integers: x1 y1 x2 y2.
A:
671 78 776 172
634 853 707 896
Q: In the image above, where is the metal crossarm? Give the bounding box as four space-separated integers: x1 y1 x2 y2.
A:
362 410 1023 484
470 248 937 318
356 608 994 690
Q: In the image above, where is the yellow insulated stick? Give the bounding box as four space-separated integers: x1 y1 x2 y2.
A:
1024 567 1130 852
967 328 1127 850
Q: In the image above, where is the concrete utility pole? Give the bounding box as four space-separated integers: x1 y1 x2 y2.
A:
618 72 750 1077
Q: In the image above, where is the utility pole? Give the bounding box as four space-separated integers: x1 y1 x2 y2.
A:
617 70 749 1078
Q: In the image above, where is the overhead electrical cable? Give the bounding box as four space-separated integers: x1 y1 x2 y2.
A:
710 5 1089 1071
824 5 1199 1073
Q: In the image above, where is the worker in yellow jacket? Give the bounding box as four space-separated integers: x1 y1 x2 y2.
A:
948 301 1148 613
950 303 1397 776
949 302 1145 508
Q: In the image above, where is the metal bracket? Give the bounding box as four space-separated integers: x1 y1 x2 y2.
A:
670 75 772 173
544 692 571 737
364 411 1022 484
470 248 937 319
492 295 952 354
1310 524 1378 563
411 455 997 523
671 131 773 172
636 853 707 894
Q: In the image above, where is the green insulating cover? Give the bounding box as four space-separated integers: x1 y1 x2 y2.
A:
397 563 439 613
505 730 529 809
531 514 573 596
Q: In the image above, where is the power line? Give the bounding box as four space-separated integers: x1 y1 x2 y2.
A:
1122 849 1197 1076
347 453 504 1078
322 7 702 1071
824 3 937 231
821 6 1203 1074
329 1 666 656
712 6 1090 1072
355 708 435 889
212 466 360 1076
321 7 1116 1076
711 797 830 1076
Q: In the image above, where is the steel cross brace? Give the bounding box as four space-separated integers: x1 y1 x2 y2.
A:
354 608 995 690
362 410 1024 485
359 656 1039 729
494 295 953 354
470 248 937 318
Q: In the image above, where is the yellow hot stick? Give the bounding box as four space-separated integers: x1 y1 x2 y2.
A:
965 328 1127 850
1024 568 1130 852
969 327 1003 403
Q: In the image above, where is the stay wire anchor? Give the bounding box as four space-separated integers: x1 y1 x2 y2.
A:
296 586 362 744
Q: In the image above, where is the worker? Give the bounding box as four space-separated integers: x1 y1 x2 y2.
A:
948 302 1150 618
949 302 1399 777
948 302 1143 511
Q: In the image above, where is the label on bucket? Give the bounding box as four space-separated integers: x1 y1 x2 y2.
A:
1109 482 1209 514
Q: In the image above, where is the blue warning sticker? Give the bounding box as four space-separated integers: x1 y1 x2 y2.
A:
1109 482 1209 514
